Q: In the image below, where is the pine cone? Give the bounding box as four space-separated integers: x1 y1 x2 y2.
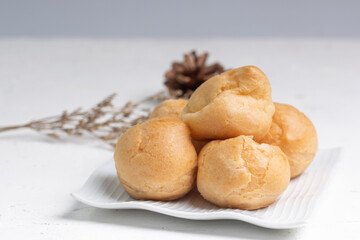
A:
164 51 225 98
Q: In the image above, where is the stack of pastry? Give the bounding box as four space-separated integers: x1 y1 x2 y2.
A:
114 66 318 210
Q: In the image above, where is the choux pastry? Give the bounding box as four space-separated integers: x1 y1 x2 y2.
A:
149 99 188 119
149 99 208 153
259 103 318 178
181 66 275 141
114 116 197 201
197 135 290 210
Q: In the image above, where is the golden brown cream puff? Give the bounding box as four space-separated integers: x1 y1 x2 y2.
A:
259 103 318 178
197 135 290 210
114 116 197 201
181 66 275 141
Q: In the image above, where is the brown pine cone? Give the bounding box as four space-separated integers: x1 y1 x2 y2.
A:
164 51 225 98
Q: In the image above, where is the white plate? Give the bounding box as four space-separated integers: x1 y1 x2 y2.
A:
72 147 342 229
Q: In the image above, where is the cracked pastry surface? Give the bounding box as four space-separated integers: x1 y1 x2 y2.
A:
181 66 275 141
114 116 197 201
197 135 290 210
259 103 318 178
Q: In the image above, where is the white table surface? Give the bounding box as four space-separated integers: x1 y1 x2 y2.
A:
0 38 359 239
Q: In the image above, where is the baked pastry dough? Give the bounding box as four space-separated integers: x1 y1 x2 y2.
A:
259 103 318 178
197 135 290 210
181 66 275 141
114 116 197 200
149 99 188 119
149 98 208 153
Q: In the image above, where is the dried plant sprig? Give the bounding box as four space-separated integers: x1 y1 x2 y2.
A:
0 51 226 149
0 91 169 148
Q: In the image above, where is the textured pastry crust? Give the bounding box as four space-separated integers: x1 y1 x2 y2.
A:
149 99 188 119
197 136 290 210
181 66 275 141
259 103 318 178
114 116 197 201
149 99 208 153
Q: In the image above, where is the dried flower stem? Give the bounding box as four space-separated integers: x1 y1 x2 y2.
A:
0 91 169 148
0 51 225 149
0 124 30 132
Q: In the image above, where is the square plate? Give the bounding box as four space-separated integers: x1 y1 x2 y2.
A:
72 147 341 229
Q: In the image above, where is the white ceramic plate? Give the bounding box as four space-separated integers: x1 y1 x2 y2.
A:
72 147 342 229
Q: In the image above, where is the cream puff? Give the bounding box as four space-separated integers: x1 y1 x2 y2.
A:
149 99 188 119
149 98 208 153
181 66 275 141
197 135 290 210
114 116 197 201
259 103 318 178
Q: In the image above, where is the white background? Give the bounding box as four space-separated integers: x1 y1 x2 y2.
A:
0 38 359 239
